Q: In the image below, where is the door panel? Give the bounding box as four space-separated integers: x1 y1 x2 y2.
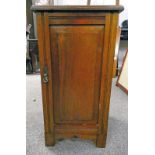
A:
50 25 104 124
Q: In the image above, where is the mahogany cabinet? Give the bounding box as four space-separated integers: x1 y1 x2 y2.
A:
31 4 123 148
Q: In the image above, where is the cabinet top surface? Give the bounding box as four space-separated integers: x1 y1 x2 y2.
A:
31 5 124 13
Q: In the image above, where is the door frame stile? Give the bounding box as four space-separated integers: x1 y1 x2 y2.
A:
36 13 53 145
43 12 55 145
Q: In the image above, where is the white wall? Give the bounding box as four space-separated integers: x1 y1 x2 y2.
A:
54 0 87 5
55 0 115 5
55 0 128 25
119 0 128 25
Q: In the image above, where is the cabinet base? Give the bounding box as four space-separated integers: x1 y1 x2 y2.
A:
45 133 55 146
45 132 106 148
96 134 107 148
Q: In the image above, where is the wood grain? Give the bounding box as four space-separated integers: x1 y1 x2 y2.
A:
36 13 55 146
96 13 119 147
50 25 104 124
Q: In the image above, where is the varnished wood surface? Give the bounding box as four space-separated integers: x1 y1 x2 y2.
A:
36 13 55 146
50 25 104 124
113 57 117 77
33 6 122 148
31 5 124 12
96 13 119 147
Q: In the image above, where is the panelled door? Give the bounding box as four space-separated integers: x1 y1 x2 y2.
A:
44 13 109 125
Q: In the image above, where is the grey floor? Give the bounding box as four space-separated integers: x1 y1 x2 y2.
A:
26 75 128 155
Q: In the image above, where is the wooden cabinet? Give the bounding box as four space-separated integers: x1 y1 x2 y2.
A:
32 5 123 148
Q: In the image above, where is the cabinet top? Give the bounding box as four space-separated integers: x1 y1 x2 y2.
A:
31 5 124 13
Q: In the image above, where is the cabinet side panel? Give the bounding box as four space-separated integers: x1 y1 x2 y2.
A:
97 13 119 148
102 13 119 138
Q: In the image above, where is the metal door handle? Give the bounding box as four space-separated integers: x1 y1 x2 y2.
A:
43 66 48 83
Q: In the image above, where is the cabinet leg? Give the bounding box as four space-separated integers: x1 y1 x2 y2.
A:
96 134 107 148
45 132 55 146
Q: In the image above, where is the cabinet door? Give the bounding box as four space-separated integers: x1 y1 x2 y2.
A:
45 15 106 124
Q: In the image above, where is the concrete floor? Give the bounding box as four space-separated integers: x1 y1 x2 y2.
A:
26 75 128 155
